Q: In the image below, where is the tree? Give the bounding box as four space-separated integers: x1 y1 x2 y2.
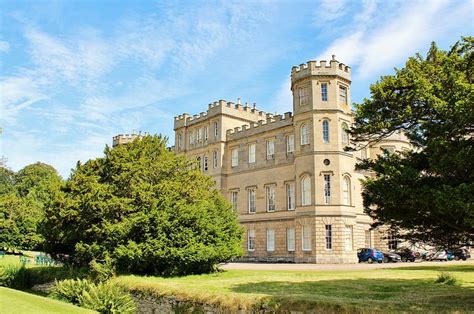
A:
43 135 243 275
350 37 473 248
0 163 62 250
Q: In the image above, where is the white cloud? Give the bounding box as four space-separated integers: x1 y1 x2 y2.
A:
313 0 350 26
0 40 10 52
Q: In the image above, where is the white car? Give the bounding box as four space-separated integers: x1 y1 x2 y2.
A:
431 250 448 261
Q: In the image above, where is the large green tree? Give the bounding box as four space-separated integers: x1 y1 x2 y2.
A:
0 163 61 250
350 37 473 248
43 135 243 275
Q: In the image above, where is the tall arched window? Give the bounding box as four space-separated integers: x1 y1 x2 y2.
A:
342 176 351 205
300 124 309 145
301 176 311 206
341 122 349 145
322 120 329 143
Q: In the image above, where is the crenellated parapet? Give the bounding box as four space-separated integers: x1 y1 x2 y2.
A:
291 55 351 88
112 132 145 147
226 112 293 141
174 99 268 130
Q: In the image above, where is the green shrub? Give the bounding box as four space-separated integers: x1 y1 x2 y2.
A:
435 272 458 285
51 278 136 314
0 263 27 288
79 282 136 314
89 257 115 283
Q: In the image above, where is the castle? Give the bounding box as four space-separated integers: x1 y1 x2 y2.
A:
114 56 410 263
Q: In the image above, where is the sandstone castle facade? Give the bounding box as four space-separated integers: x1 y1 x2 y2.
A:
115 57 410 263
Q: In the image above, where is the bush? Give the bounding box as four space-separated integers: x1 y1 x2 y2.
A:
51 278 136 314
89 257 115 283
0 263 28 288
435 272 458 285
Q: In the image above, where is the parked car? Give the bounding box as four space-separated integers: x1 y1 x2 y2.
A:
453 248 471 261
381 251 402 263
357 248 384 263
396 248 417 262
430 250 448 261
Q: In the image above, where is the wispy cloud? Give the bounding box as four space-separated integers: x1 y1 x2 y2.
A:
0 40 10 52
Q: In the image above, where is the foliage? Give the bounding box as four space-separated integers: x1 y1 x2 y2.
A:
43 135 243 275
0 163 62 250
435 272 458 285
89 257 116 283
0 263 28 288
51 279 136 314
350 37 474 248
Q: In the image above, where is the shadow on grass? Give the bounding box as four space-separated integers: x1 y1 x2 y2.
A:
388 264 474 272
231 278 474 312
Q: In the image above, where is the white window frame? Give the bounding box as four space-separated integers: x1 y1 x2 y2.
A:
301 176 311 206
300 124 309 145
344 225 353 251
287 228 295 251
341 122 349 145
248 143 256 164
302 226 311 251
231 148 239 167
324 174 331 205
231 191 238 211
365 230 372 248
286 182 295 210
322 120 329 143
339 85 347 105
266 185 275 212
266 229 275 252
325 225 332 250
248 188 256 214
342 176 351 205
247 230 255 251
298 86 310 106
287 134 294 154
266 139 275 160
197 128 203 142
214 122 219 138
321 83 328 101
190 130 195 145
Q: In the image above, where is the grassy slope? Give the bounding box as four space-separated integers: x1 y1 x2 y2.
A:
0 287 95 314
114 264 474 312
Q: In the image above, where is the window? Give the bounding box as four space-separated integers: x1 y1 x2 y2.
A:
214 122 218 138
266 229 275 252
197 128 203 142
287 134 294 154
287 228 295 251
248 230 255 251
286 182 295 210
361 147 367 159
342 177 351 205
196 157 201 170
248 188 256 213
231 148 238 167
204 126 208 141
321 83 328 101
231 191 238 211
365 230 372 247
266 185 275 212
298 86 310 106
190 130 195 144
322 120 329 143
178 133 182 148
325 225 332 249
324 174 331 204
248 143 256 164
213 150 218 168
266 139 275 160
300 124 309 145
388 231 398 250
383 146 395 155
203 156 208 171
344 226 353 251
302 226 311 251
341 122 349 145
301 176 311 206
339 85 347 105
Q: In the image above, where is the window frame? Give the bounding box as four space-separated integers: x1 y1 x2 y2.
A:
248 188 256 214
266 139 275 160
301 176 311 206
247 230 255 251
300 124 309 145
324 174 331 205
302 226 312 251
231 148 239 167
203 156 208 172
248 143 256 164
344 225 353 251
341 122 349 145
266 185 276 212
342 176 351 205
325 224 332 250
287 228 295 252
321 83 328 102
339 85 348 105
286 182 295 211
287 134 295 154
266 229 275 252
298 85 310 106
322 120 329 143
213 150 218 168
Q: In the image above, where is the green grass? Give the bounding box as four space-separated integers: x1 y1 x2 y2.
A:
0 287 95 313
113 264 474 313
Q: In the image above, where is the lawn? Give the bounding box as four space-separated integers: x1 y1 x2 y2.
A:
0 287 95 313
114 264 474 313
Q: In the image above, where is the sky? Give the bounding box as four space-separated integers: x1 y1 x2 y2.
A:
0 0 472 178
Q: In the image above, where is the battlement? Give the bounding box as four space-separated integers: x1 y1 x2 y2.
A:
226 112 293 141
291 56 351 84
112 132 146 147
174 98 268 129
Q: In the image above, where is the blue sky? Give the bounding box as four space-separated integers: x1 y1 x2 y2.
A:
0 0 472 178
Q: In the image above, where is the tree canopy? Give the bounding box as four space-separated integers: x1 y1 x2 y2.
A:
43 135 243 275
0 162 62 250
350 37 473 248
